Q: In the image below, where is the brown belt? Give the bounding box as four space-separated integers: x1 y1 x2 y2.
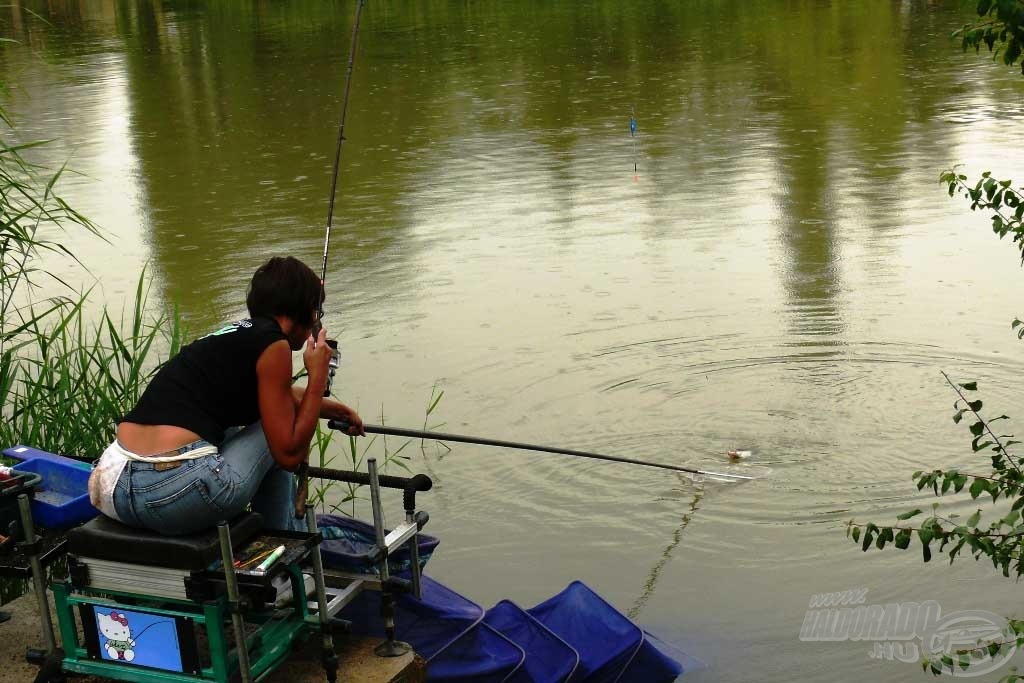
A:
147 445 198 472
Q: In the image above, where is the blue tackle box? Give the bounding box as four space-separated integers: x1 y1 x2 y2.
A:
3 446 96 529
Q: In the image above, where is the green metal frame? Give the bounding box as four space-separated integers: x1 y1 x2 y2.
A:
51 566 317 683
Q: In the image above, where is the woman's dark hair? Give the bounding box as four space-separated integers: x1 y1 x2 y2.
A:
246 256 323 326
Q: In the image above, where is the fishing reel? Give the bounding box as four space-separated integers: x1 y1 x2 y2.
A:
324 339 340 397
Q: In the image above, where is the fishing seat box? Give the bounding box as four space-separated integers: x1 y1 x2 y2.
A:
67 512 272 602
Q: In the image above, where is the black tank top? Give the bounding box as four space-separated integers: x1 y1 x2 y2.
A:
121 317 288 446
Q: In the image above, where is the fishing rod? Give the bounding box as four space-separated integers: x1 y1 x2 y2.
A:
316 0 367 310
296 0 368 520
326 420 754 480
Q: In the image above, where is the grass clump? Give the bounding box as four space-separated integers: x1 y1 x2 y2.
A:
0 96 180 460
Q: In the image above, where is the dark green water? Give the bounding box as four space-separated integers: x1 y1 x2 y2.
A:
4 1 1024 679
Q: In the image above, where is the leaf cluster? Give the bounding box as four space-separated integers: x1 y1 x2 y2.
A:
922 635 1024 680
848 377 1024 580
956 0 1024 74
940 170 1024 264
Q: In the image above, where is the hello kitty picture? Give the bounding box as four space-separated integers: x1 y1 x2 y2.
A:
97 611 136 662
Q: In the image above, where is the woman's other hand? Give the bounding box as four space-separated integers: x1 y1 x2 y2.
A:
303 327 332 384
337 404 365 436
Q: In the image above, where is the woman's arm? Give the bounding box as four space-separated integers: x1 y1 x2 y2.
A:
290 386 365 435
257 332 331 470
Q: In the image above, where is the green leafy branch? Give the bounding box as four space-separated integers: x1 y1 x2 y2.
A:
847 376 1024 579
944 371 1023 478
846 375 1024 679
939 170 1024 263
922 630 1024 679
954 0 1024 73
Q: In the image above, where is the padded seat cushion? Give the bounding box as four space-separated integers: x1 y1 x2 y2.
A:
68 512 263 570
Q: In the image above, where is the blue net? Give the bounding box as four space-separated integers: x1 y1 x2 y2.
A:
620 629 688 683
338 573 525 681
340 575 685 682
484 600 579 683
427 622 525 683
323 513 684 682
339 574 482 661
527 581 684 683
317 513 439 576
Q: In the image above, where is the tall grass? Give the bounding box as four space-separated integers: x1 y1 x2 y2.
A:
0 95 179 459
0 274 183 458
0 83 184 603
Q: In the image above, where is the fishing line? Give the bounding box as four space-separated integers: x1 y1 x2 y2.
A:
119 619 174 645
628 476 704 619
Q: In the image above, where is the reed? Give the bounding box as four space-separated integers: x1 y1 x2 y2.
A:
309 386 447 518
0 94 180 459
0 92 185 603
0 274 183 458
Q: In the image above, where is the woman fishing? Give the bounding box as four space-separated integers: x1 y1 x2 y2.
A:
88 256 364 535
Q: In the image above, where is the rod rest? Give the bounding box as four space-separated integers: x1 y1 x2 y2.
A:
308 465 431 492
309 442 432 498
414 511 429 530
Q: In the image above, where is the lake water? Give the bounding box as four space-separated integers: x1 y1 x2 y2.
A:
3 1 1024 680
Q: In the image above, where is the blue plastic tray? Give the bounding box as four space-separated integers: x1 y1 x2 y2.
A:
3 445 92 470
11 458 96 528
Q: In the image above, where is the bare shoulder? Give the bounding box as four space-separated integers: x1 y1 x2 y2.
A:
256 339 292 379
